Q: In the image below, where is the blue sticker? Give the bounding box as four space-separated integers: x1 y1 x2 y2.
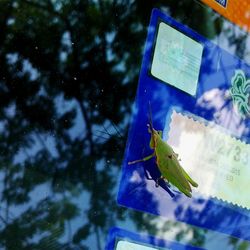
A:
105 227 204 250
117 9 250 241
215 0 227 8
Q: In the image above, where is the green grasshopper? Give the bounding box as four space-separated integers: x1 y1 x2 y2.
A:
128 111 198 198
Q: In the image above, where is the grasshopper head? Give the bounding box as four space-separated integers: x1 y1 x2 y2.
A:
147 124 161 149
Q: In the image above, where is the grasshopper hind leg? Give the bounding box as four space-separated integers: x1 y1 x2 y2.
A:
155 176 166 187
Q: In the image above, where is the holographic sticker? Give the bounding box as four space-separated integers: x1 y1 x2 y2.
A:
151 22 203 96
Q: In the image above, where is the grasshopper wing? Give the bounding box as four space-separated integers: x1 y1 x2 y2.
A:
178 164 198 187
154 137 193 197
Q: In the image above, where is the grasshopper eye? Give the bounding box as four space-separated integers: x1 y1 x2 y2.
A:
147 124 152 133
157 130 163 137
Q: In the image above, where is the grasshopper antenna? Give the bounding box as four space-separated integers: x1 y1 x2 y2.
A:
148 101 153 132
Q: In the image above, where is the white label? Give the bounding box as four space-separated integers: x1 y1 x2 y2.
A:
151 22 203 96
167 110 250 209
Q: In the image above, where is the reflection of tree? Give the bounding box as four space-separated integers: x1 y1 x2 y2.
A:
0 0 249 249
0 1 131 249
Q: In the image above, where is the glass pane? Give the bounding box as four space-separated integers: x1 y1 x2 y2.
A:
0 0 249 249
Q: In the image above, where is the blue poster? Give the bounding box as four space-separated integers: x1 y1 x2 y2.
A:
106 227 203 250
118 9 250 240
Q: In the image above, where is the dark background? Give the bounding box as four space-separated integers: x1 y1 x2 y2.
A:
0 0 249 249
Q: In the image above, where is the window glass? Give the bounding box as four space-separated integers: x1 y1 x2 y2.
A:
0 0 249 249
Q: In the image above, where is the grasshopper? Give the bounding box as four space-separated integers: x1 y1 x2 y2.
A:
128 109 198 198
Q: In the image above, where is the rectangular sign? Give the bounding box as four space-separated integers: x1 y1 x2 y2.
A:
118 9 250 241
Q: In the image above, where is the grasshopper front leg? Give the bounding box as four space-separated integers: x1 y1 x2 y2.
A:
128 153 155 165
